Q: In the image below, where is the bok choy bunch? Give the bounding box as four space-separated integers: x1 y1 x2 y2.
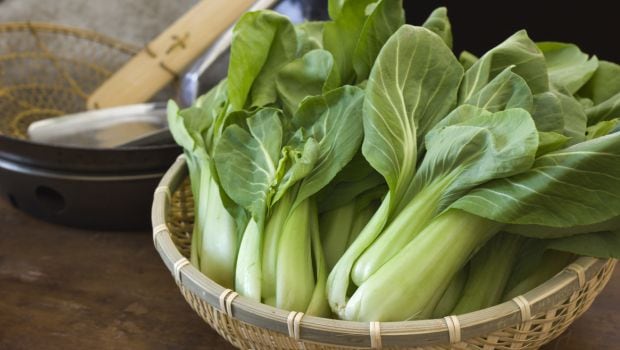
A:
168 0 620 322
167 0 407 316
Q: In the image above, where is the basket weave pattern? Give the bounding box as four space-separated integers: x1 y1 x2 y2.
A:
0 22 139 138
155 158 617 350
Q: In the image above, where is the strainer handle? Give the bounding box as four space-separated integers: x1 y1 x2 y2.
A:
86 0 256 109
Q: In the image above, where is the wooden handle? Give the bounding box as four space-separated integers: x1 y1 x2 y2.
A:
87 0 255 109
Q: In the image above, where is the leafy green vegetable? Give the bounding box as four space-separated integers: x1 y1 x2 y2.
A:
459 51 478 70
323 0 376 84
327 24 463 315
215 108 283 225
453 133 620 231
320 202 356 271
421 7 452 49
503 250 574 300
343 209 502 321
538 42 598 94
290 86 366 207
587 119 620 139
306 200 331 317
578 61 620 124
214 108 285 300
545 231 620 259
351 107 539 286
295 21 324 55
462 67 533 112
276 49 339 115
169 2 620 324
352 0 405 82
585 94 620 124
530 91 587 145
362 24 463 213
228 10 297 110
579 61 620 104
431 267 467 318
276 198 316 311
452 233 523 314
459 30 549 103
167 101 239 289
536 131 570 156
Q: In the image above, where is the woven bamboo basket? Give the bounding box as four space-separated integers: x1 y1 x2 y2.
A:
152 155 617 350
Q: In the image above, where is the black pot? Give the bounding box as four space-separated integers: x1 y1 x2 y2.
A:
0 135 180 230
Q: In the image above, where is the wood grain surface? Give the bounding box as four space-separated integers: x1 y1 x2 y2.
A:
0 197 617 350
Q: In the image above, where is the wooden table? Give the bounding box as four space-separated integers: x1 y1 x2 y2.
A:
0 197 618 349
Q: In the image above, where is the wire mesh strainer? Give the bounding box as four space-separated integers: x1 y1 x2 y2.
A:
0 22 140 139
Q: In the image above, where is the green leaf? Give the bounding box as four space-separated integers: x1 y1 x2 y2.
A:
452 233 524 314
295 21 324 55
578 97 594 109
452 133 620 232
291 85 366 207
506 216 620 237
505 231 620 299
177 107 214 149
459 30 549 103
228 10 297 110
323 0 376 84
557 92 588 144
503 246 573 300
214 108 283 223
531 91 587 144
537 42 598 94
585 92 620 124
546 230 620 259
578 60 620 105
587 119 620 139
536 131 570 156
531 92 564 132
331 151 379 183
167 101 195 152
318 172 385 213
276 50 339 115
362 25 463 211
417 107 539 210
272 138 320 203
328 0 346 19
195 80 230 150
422 7 453 49
315 151 385 212
463 67 533 112
167 95 224 154
459 51 478 70
578 61 620 125
352 0 405 82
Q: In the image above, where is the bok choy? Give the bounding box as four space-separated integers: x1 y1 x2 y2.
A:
167 0 620 323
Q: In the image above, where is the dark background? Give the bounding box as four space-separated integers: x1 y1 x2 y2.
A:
402 1 617 62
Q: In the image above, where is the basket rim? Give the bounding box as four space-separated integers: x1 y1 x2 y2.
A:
152 154 614 348
0 21 138 55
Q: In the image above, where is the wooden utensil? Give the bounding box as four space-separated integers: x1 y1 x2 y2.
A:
87 0 255 109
